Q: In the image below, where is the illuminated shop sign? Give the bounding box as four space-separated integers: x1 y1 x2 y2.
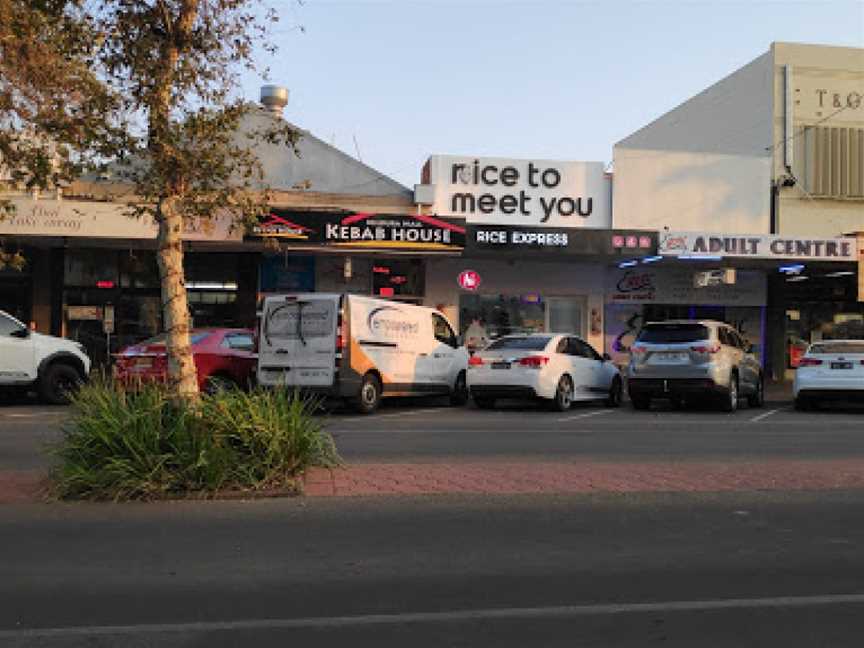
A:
659 231 858 261
466 225 657 257
250 210 465 252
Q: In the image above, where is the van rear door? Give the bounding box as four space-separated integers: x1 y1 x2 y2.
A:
258 295 338 388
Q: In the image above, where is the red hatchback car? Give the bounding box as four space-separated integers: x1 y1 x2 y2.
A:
115 328 256 392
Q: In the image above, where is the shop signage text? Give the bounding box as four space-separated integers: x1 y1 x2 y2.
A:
250 210 465 252
606 266 766 307
659 231 857 261
423 155 611 229
467 225 657 257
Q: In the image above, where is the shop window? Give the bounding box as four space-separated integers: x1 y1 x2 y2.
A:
65 250 119 287
119 251 158 289
371 259 425 299
458 294 585 344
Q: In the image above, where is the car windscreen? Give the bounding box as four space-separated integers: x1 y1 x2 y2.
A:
637 324 710 344
809 342 864 354
485 336 552 351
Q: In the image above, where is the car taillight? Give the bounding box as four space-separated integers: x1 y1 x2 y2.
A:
691 344 720 354
798 357 823 366
631 345 646 355
519 356 549 368
468 356 485 366
336 325 345 351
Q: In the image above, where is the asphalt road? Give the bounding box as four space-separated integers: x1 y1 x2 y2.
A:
3 491 864 646
2 396 864 470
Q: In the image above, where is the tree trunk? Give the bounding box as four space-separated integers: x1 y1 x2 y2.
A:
156 196 199 401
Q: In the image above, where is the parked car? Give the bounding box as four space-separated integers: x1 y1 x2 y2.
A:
794 340 864 411
626 320 763 412
256 293 469 414
466 333 622 411
0 309 91 405
115 328 256 392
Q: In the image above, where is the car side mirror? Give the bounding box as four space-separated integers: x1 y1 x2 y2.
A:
602 352 612 362
10 328 30 339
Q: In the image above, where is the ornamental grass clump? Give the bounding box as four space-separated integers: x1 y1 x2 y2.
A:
51 379 340 501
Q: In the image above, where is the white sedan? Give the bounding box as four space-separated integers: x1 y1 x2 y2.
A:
467 333 623 411
794 340 864 410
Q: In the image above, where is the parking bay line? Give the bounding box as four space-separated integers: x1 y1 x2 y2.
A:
557 409 616 423
5 593 864 639
749 408 787 423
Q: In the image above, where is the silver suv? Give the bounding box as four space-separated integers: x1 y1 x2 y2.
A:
626 320 763 412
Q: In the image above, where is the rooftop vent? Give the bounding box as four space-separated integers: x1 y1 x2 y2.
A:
260 85 289 116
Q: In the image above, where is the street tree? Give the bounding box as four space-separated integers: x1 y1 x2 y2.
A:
2 0 297 400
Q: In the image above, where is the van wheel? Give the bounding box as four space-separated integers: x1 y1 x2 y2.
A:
39 364 83 405
450 371 468 406
353 373 382 414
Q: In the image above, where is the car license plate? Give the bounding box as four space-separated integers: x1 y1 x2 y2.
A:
831 361 853 370
653 352 688 364
491 362 511 370
135 357 153 368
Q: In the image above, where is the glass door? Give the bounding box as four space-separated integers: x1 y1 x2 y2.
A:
546 297 586 336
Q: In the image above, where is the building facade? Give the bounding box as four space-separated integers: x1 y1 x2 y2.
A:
612 42 863 380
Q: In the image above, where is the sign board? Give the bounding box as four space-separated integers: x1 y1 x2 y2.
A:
66 306 102 321
607 266 766 307
466 226 657 257
659 231 858 261
250 210 465 252
0 197 242 241
457 270 482 291
103 305 115 334
694 269 736 288
423 156 611 229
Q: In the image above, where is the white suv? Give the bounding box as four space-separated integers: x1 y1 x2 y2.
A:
0 310 91 404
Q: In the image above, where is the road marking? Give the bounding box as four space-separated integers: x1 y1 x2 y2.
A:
328 408 450 423
4 593 864 638
749 408 786 423
557 409 615 423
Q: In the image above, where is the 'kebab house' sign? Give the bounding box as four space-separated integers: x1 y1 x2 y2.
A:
659 231 858 261
249 210 465 251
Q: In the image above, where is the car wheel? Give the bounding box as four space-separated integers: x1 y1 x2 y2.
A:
353 372 382 415
473 396 496 409
549 375 574 412
39 364 83 405
604 376 623 408
747 375 764 408
204 375 238 395
794 396 811 412
721 373 739 413
630 396 650 411
450 371 468 407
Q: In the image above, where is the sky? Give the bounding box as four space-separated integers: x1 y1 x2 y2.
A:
241 0 864 188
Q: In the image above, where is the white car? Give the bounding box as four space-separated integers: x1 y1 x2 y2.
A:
794 340 864 411
467 333 623 411
0 309 91 404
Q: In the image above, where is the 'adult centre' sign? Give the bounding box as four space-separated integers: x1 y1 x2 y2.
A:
422 155 611 229
659 231 858 261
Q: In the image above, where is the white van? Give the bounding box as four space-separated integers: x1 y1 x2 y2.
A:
257 294 470 413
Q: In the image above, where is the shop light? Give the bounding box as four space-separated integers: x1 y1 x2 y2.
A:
786 275 809 282
618 260 638 268
95 280 115 289
778 264 805 274
187 281 238 290
824 271 855 278
677 255 723 261
641 256 663 264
